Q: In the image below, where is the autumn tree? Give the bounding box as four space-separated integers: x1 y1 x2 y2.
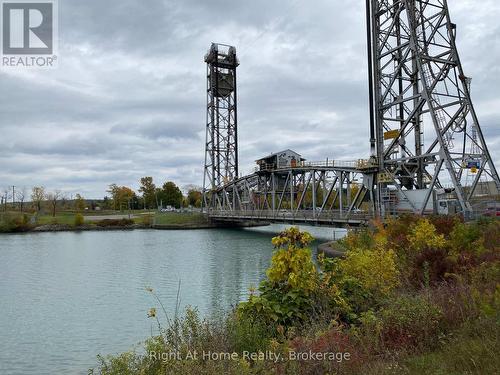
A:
138 177 157 209
46 190 62 217
75 194 86 211
107 184 136 211
187 188 202 208
31 186 46 212
16 187 27 212
158 181 183 209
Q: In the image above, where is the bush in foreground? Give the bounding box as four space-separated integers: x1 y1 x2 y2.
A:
94 216 500 375
74 213 85 227
0 213 32 232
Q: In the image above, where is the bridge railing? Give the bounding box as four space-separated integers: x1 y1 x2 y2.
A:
254 159 374 172
208 209 374 222
302 160 358 168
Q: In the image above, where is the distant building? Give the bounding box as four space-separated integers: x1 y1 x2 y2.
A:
476 181 500 196
256 149 305 171
463 181 500 197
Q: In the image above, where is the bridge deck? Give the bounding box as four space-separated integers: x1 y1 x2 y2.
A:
208 210 374 228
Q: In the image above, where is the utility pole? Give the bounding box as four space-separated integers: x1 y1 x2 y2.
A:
12 186 15 210
2 189 7 212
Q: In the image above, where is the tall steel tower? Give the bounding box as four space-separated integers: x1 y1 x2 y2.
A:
366 0 500 215
203 43 239 209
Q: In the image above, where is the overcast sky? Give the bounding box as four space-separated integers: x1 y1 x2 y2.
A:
1 0 499 198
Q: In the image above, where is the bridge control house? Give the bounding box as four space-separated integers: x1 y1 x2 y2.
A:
256 150 305 171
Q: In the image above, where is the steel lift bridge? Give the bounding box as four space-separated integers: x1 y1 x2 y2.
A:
202 0 500 227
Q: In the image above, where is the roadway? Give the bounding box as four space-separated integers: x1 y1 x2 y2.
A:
208 209 374 228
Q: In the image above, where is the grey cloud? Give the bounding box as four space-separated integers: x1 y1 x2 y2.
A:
1 0 499 197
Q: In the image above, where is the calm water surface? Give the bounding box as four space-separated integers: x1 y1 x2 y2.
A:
0 225 343 375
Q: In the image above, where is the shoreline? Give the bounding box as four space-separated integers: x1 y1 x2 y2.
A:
0 221 271 234
317 241 346 258
0 223 218 234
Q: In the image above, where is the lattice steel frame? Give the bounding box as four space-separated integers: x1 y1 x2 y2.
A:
207 166 375 225
203 43 239 209
368 0 500 215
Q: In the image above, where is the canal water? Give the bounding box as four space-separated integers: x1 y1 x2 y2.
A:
0 225 344 375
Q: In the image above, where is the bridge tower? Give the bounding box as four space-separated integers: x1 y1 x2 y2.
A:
367 0 500 216
203 43 239 209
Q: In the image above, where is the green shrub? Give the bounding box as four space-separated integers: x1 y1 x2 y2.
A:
401 317 500 375
96 351 144 375
428 283 479 331
226 313 271 354
288 326 359 375
335 276 375 322
93 216 500 375
317 244 398 324
96 307 255 375
411 248 458 287
470 260 500 290
471 283 500 319
378 294 443 350
267 227 317 291
477 218 500 252
384 214 420 251
352 294 444 354
339 226 376 251
428 215 463 237
0 213 32 232
337 247 399 299
239 228 319 327
74 213 85 227
449 221 482 254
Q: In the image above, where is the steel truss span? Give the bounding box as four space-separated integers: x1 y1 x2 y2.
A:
203 0 500 225
207 166 376 227
369 0 500 215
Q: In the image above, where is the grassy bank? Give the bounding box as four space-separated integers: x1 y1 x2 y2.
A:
0 210 208 233
93 216 499 375
153 212 208 226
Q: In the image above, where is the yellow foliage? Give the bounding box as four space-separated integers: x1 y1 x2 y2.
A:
372 220 389 248
267 227 317 293
271 227 313 249
408 219 446 252
266 246 317 292
74 213 84 227
339 247 399 297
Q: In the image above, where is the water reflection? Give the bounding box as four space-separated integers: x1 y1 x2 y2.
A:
0 225 345 375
